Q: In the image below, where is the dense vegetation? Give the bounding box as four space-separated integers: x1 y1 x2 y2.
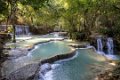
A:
0 0 120 46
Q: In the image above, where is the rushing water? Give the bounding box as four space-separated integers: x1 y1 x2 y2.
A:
97 38 103 52
39 48 107 80
96 37 120 60
15 25 30 36
106 38 117 59
107 38 114 55
54 32 59 38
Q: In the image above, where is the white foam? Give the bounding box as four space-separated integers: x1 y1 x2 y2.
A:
40 63 61 80
43 70 53 80
97 51 105 55
105 54 118 60
40 63 51 72
39 63 54 80
96 49 118 60
51 64 60 69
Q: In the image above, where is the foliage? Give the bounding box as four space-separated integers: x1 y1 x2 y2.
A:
0 0 120 41
0 0 8 23
0 0 8 14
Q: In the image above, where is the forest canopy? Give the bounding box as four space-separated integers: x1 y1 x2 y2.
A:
0 0 120 41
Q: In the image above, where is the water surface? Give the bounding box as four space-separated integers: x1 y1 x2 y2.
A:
2 41 72 77
41 48 107 80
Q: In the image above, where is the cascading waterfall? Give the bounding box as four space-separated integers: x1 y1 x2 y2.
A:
97 38 103 52
15 25 30 36
39 63 60 80
25 26 29 34
106 38 114 55
53 32 63 41
96 37 117 59
54 32 59 38
39 63 52 80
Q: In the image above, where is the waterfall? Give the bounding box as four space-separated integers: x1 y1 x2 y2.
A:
38 63 53 80
25 26 30 35
97 38 103 52
15 25 30 36
96 37 117 60
53 32 60 41
107 38 114 55
54 32 59 38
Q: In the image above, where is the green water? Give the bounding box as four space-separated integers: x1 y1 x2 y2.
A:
30 41 72 61
50 49 106 80
2 41 72 77
2 33 108 80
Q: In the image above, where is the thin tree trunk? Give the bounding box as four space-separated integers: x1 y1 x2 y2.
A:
12 25 16 42
10 0 18 43
6 1 10 31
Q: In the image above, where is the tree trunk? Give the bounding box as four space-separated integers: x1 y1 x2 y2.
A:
13 25 16 42
9 0 18 43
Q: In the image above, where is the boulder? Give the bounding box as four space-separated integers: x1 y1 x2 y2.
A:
6 63 39 80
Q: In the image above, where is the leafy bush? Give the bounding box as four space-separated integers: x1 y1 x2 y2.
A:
29 25 54 34
68 30 91 41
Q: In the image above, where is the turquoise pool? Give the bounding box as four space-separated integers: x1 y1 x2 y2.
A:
39 48 107 80
29 41 72 61
2 41 73 77
2 33 109 80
